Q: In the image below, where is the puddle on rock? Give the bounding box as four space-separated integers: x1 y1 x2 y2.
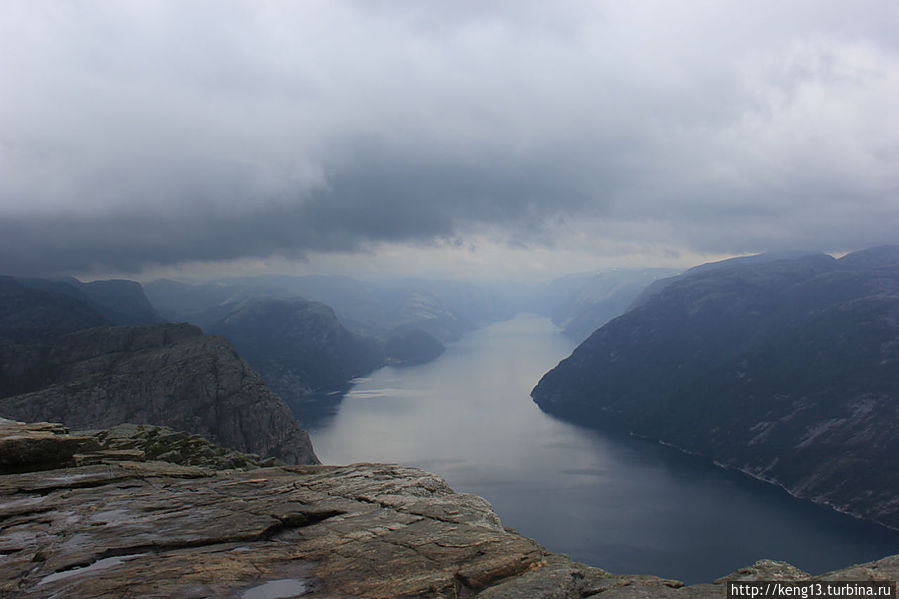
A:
38 553 147 586
241 578 309 599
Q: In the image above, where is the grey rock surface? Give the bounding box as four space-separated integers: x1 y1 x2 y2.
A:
0 418 100 473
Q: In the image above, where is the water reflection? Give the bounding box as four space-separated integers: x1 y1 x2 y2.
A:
296 316 899 584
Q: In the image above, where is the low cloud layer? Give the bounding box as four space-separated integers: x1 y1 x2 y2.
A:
1 1 896 277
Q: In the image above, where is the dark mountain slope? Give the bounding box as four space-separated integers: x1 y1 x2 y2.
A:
531 247 899 527
0 276 108 341
77 279 164 324
207 297 385 399
837 244 899 269
15 276 163 325
630 250 826 309
0 277 111 397
533 253 840 418
651 294 899 523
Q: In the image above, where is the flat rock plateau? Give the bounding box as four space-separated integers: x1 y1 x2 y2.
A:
1 419 897 598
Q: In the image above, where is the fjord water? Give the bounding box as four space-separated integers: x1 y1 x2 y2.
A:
305 315 899 584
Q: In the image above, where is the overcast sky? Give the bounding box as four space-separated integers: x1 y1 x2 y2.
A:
0 0 896 281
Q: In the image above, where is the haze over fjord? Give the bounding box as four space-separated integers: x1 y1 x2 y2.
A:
1 1 895 280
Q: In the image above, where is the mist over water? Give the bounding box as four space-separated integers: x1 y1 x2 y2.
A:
305 315 899 584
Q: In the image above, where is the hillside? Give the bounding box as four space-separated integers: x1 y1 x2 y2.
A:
532 246 899 527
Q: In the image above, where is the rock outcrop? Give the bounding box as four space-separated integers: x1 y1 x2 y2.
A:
0 418 271 473
0 419 100 474
1 419 896 598
0 323 318 465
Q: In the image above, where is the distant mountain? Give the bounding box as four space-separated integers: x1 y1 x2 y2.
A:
385 326 445 366
0 276 107 342
143 278 265 324
544 268 680 342
15 276 163 325
385 277 511 341
147 280 460 426
0 277 318 464
207 274 386 335
532 246 899 528
196 274 512 343
144 276 505 408
206 297 385 400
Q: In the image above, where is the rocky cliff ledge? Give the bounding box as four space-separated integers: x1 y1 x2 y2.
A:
1 419 897 598
0 323 317 465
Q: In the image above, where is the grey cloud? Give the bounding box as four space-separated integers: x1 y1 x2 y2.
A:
0 144 610 275
0 0 896 276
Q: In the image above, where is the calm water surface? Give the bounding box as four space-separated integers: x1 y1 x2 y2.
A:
301 315 899 584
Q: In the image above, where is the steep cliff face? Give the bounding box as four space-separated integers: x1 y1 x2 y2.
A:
0 324 318 465
532 247 899 528
2 419 896 599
